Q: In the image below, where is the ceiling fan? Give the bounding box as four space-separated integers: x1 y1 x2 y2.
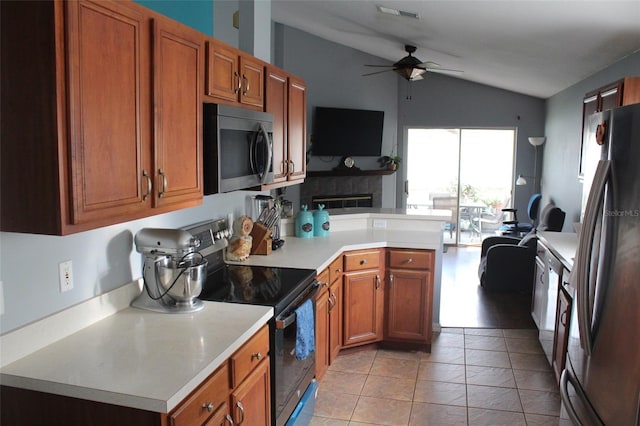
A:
363 45 462 81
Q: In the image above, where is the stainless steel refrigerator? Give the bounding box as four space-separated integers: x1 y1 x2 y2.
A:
560 103 640 425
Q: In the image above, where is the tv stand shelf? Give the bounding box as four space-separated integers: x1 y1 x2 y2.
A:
307 169 396 177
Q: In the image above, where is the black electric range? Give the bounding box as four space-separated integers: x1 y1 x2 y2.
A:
198 263 317 315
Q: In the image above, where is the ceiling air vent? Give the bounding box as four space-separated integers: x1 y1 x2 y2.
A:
376 5 419 19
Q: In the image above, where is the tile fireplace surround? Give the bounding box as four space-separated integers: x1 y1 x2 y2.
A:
300 175 383 208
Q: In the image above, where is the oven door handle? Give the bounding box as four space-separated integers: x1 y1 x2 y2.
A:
275 282 320 330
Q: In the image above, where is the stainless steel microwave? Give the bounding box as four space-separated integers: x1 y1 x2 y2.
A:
203 104 274 194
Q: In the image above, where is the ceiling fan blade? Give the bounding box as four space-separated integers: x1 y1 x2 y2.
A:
411 74 424 81
364 64 395 68
362 69 395 76
418 61 441 68
426 67 464 74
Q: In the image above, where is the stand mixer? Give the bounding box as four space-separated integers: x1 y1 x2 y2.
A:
132 228 208 313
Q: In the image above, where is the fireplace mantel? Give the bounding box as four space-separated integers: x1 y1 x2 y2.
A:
307 169 395 177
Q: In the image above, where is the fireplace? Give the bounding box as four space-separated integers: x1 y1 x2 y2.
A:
311 194 373 209
300 175 382 209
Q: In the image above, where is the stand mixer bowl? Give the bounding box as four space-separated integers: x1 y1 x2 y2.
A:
156 254 208 307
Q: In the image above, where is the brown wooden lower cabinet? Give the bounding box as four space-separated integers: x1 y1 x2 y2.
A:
230 357 270 426
315 270 330 381
342 269 385 347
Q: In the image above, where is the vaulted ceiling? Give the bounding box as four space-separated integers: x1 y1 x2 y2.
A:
272 1 640 98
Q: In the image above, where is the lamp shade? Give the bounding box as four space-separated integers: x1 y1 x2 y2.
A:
516 175 527 185
528 137 546 146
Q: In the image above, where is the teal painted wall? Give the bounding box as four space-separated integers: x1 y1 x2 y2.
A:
135 0 213 36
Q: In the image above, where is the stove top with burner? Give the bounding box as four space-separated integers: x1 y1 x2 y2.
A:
184 219 317 315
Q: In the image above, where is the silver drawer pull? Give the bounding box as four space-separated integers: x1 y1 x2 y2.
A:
359 259 368 265
251 352 262 361
202 402 215 412
404 258 413 264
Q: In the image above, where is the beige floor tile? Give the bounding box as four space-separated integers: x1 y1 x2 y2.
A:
503 329 538 340
310 417 350 426
421 345 465 365
518 389 561 416
330 349 377 374
431 332 465 348
505 337 545 354
376 348 423 361
508 352 553 372
465 365 516 388
464 328 504 337
409 402 468 425
465 348 511 368
369 356 420 380
467 384 523 412
440 327 464 335
361 374 416 401
319 370 368 395
513 369 558 392
524 413 562 425
314 391 359 420
418 361 466 384
467 407 527 426
464 335 507 352
414 380 467 406
350 396 412 425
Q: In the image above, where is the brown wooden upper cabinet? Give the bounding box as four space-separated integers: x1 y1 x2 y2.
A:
205 39 264 110
264 66 307 187
1 0 203 235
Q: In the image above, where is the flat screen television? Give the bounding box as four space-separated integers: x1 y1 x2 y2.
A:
312 106 384 156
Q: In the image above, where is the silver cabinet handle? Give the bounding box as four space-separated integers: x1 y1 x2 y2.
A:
375 274 380 289
389 273 394 287
236 400 245 425
158 169 167 198
202 402 215 412
251 352 262 361
142 170 152 200
225 414 235 425
404 258 413 264
360 259 368 265
242 74 249 95
289 160 294 174
234 71 241 94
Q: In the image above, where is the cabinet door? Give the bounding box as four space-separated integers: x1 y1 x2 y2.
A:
205 41 239 102
328 279 343 363
387 269 432 343
152 18 203 208
231 358 271 426
531 255 546 329
66 0 151 224
552 285 572 384
599 81 622 112
315 285 330 381
343 270 383 347
239 55 264 108
265 68 288 183
287 76 307 182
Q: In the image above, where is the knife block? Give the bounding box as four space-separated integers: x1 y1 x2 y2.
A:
250 223 272 255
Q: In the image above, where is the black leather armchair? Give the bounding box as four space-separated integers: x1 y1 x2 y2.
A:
478 204 566 292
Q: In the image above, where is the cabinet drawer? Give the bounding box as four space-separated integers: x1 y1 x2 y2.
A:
170 362 230 426
388 250 433 270
343 249 381 272
230 324 269 388
329 256 343 284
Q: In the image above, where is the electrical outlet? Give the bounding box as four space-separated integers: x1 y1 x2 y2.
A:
372 219 387 229
59 260 74 292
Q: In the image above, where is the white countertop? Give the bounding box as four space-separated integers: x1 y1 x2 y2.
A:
0 302 272 413
0 211 446 415
538 231 578 270
230 228 443 272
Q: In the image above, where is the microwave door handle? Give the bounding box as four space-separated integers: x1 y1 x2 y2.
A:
249 131 258 176
258 123 272 184
575 159 611 355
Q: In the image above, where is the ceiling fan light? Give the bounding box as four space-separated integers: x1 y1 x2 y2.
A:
516 175 527 185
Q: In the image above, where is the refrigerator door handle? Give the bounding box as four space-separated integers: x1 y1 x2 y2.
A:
560 368 604 426
575 159 611 355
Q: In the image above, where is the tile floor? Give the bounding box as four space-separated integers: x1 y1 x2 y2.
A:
310 328 560 425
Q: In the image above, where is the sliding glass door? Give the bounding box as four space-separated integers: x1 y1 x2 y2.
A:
406 128 515 246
